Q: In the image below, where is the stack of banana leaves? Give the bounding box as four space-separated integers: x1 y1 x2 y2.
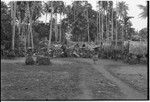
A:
36 39 63 58
66 42 96 58
51 43 63 58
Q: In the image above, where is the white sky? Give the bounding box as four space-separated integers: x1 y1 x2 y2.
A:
2 0 147 31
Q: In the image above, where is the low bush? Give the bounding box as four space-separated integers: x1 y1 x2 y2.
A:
6 50 16 59
25 55 35 65
36 56 51 65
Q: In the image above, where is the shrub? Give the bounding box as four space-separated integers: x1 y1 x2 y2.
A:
36 56 51 65
25 55 35 65
6 50 16 59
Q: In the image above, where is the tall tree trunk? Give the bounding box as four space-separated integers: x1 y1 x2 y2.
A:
99 3 102 43
59 14 62 42
115 20 118 47
48 2 53 50
101 10 103 43
87 9 90 42
122 25 124 41
18 13 21 37
12 2 17 51
28 2 34 50
22 25 26 53
96 11 99 43
24 30 27 53
111 5 113 41
27 24 30 47
115 1 118 47
55 13 58 42
45 13 47 24
106 3 108 42
27 2 32 49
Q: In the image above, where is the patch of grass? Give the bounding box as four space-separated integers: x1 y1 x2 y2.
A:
1 62 82 100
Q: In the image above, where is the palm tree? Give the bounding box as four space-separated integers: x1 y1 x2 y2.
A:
123 16 134 40
138 4 147 19
86 5 90 42
43 2 49 24
54 12 58 42
15 1 43 52
100 1 108 43
96 2 99 43
116 1 128 41
51 1 65 42
98 1 103 43
105 1 109 42
57 2 65 42
110 1 114 41
43 1 54 50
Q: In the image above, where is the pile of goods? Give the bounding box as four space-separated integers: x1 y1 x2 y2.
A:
25 48 35 65
32 40 51 65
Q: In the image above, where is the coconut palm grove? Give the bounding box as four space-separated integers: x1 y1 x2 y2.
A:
1 0 148 100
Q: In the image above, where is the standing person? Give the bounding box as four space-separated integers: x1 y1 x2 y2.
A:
98 42 103 58
61 44 67 57
73 43 80 57
92 52 98 64
92 45 100 64
25 47 35 65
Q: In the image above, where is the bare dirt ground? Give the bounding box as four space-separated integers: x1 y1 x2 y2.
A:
1 58 148 100
76 58 148 99
104 64 147 95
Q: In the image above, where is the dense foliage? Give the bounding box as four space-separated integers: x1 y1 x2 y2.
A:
1 1 147 64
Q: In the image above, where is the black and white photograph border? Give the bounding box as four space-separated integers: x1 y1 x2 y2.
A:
1 0 149 101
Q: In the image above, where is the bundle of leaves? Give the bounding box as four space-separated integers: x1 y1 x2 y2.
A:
25 55 35 65
36 56 51 65
52 48 63 58
65 48 74 57
79 48 93 58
